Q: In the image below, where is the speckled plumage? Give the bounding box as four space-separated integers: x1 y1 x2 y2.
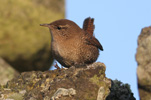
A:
40 17 103 68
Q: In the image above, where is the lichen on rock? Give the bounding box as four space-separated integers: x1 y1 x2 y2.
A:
0 62 111 100
0 62 136 100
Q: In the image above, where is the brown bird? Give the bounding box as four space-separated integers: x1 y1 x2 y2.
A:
40 17 103 68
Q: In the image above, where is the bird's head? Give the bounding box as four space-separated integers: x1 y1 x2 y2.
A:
40 19 82 41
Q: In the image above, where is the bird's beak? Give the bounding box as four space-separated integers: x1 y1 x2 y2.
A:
40 23 50 27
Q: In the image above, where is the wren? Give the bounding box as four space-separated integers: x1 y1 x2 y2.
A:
40 17 103 68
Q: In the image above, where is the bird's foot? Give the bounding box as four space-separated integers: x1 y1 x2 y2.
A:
53 62 60 69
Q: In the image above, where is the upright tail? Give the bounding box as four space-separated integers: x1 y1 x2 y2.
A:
83 17 95 36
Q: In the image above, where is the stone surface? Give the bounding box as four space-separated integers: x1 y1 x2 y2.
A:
0 58 19 85
0 62 136 100
0 0 64 72
51 88 76 100
0 62 111 100
136 26 151 100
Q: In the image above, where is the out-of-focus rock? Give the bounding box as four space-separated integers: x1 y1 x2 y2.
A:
0 0 64 72
0 58 19 85
0 62 135 100
136 26 151 100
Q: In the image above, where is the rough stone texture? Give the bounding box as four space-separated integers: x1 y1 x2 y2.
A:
0 58 19 85
0 0 64 72
0 62 136 100
136 26 151 100
0 62 111 100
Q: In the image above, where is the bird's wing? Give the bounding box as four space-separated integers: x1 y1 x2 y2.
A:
83 17 95 36
85 34 103 51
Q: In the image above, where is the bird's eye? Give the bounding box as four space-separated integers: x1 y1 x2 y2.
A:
57 26 61 30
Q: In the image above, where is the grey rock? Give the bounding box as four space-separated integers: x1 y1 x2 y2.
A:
0 58 19 85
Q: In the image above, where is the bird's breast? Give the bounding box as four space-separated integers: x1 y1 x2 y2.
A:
51 39 81 60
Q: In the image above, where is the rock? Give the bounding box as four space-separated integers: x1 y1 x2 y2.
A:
106 80 136 100
0 0 65 72
51 88 76 100
0 62 110 100
0 62 135 100
136 26 151 100
0 58 19 85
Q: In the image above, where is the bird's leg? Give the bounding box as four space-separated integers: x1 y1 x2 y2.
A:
54 62 60 69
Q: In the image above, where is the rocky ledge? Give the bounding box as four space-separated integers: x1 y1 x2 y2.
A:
0 62 135 100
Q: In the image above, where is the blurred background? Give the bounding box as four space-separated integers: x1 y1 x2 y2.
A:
1 0 151 100
0 0 64 84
